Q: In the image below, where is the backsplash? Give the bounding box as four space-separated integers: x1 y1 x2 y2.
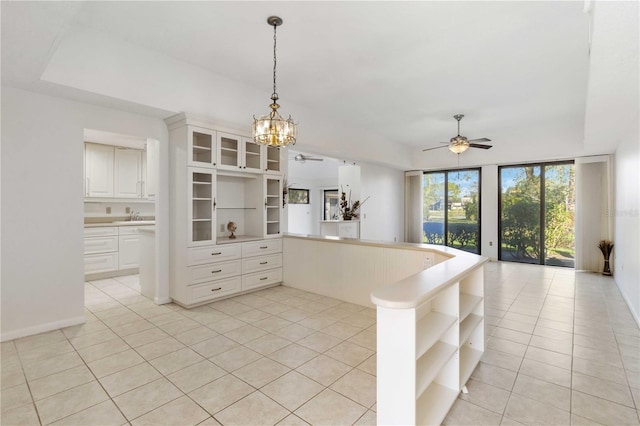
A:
84 201 155 220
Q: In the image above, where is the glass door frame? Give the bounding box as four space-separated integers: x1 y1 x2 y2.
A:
498 160 575 266
423 168 482 254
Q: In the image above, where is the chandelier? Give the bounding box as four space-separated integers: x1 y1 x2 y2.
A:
252 16 297 147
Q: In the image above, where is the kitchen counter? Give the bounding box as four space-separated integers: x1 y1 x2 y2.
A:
84 220 155 228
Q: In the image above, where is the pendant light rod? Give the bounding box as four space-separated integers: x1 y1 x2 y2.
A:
268 16 282 102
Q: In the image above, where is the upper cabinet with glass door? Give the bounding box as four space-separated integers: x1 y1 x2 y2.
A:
217 133 263 173
188 126 217 168
263 146 282 174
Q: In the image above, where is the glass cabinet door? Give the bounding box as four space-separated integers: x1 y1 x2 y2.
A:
264 176 282 238
243 138 263 172
188 167 216 246
188 127 216 168
217 133 241 170
264 146 281 174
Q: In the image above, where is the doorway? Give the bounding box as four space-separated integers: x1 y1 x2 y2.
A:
498 162 575 267
423 169 481 254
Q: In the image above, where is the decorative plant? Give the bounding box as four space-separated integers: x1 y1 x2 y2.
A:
282 177 295 207
339 188 370 220
598 240 614 276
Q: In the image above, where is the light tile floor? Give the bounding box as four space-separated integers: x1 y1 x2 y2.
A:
1 262 639 425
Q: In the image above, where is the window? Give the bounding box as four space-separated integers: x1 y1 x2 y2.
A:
423 169 481 254
499 162 575 267
323 189 339 220
288 188 309 204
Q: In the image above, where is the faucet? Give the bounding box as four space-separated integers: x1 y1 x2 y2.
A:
129 211 141 221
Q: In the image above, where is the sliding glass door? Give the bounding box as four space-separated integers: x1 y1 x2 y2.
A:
423 169 480 254
499 162 575 266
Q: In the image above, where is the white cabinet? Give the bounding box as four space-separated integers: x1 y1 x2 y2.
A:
264 176 282 238
264 146 282 174
84 225 154 276
166 113 284 308
217 133 263 173
188 168 216 246
188 126 217 168
114 148 143 198
84 142 149 199
85 143 114 197
118 234 140 269
84 226 118 275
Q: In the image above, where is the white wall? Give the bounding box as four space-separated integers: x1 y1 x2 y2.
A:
480 165 499 259
614 128 640 325
1 87 169 341
360 163 404 243
286 178 319 236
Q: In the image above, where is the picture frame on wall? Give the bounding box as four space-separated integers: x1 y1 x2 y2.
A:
288 188 310 204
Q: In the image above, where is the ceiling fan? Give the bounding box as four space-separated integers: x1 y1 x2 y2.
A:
292 153 324 162
423 114 492 154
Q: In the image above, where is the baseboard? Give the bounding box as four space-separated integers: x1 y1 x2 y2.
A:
0 315 86 342
154 297 172 305
616 279 640 328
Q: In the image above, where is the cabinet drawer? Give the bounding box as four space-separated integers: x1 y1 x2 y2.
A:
242 253 282 274
188 244 241 266
84 236 118 254
242 239 282 257
242 267 282 291
84 253 119 274
188 260 241 285
84 227 117 237
189 277 241 303
119 225 154 235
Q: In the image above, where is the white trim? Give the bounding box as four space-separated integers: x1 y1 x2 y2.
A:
154 297 172 305
616 278 640 328
0 316 86 342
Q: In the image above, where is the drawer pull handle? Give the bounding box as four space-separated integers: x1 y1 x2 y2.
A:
260 261 268 265
211 287 222 292
211 252 222 255
260 246 268 249
260 277 268 281
211 269 222 273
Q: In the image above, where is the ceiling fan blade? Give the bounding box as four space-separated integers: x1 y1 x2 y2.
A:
422 146 448 152
467 137 491 143
469 143 493 149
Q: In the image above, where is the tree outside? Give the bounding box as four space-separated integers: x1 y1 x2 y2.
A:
423 170 480 254
500 164 574 266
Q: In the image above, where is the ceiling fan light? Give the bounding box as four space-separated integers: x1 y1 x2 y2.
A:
449 140 470 154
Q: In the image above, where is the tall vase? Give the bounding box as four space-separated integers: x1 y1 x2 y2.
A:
603 259 612 276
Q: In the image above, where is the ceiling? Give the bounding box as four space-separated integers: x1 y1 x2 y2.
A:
2 1 636 170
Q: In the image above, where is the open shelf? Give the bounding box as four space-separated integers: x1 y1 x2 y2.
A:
217 207 257 210
416 341 457 397
416 382 459 426
459 293 482 322
460 314 483 345
460 345 483 387
416 311 457 358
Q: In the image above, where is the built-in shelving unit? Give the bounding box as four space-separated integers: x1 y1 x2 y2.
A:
166 112 284 308
374 261 486 426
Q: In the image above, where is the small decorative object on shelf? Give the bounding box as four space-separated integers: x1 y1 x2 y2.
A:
598 240 614 276
339 189 369 221
227 221 237 239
